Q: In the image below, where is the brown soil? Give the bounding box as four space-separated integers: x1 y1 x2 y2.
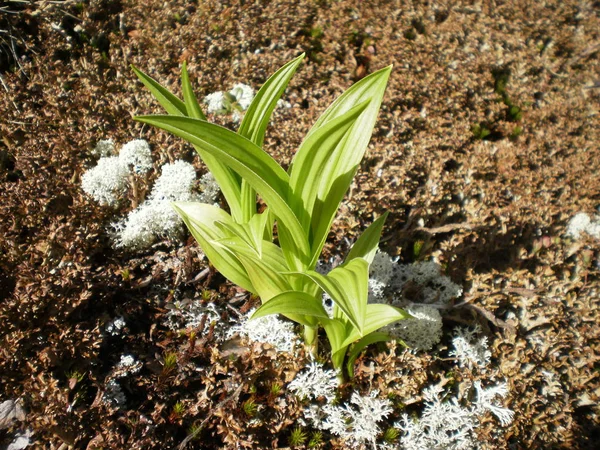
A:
1 0 599 449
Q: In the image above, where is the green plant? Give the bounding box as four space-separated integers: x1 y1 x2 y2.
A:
308 430 324 448
269 382 282 396
133 55 409 379
510 125 523 140
172 401 185 416
162 352 178 373
288 427 308 447
383 426 400 443
242 398 258 417
472 123 491 140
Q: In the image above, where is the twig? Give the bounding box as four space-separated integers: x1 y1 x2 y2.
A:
186 267 210 285
178 383 244 449
416 222 473 234
0 73 19 112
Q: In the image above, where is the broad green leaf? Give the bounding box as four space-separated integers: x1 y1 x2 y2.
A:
340 303 410 348
131 65 187 116
288 101 369 235
251 291 328 327
181 61 206 120
289 66 392 267
302 258 369 333
171 201 254 293
345 212 389 265
309 65 392 138
134 115 311 266
346 332 393 377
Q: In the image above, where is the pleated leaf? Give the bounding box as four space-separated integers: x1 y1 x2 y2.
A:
251 291 328 327
181 61 206 120
134 115 311 265
171 201 254 293
340 303 410 348
302 258 369 333
289 66 392 267
288 101 369 236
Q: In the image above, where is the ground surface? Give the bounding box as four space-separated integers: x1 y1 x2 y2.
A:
0 0 599 449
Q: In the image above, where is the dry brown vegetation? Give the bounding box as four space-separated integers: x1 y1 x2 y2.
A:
1 0 599 448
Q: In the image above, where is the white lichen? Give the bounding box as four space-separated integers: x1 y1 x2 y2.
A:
383 304 443 351
566 212 600 240
227 309 299 353
92 138 115 157
370 251 396 285
449 325 492 370
305 391 392 448
102 379 126 408
115 354 142 377
204 91 229 114
288 362 339 402
147 160 197 202
81 156 129 206
229 83 254 110
118 139 153 174
164 300 221 333
397 381 514 449
105 316 126 336
113 161 200 250
204 83 255 121
473 381 514 427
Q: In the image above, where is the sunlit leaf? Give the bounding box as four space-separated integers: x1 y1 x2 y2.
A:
340 303 410 347
131 65 187 116
289 66 392 267
251 291 328 327
171 202 254 293
134 115 311 266
288 101 369 236
302 258 369 333
345 212 389 265
239 53 305 147
181 61 206 120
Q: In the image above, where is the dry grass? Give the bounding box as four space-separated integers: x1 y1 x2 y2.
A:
0 0 599 448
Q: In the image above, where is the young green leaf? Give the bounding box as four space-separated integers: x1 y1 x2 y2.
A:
340 303 410 347
134 115 311 266
302 258 369 333
131 65 187 116
288 101 370 235
133 64 244 221
238 53 305 148
215 237 291 301
251 291 328 326
344 212 389 265
237 53 304 222
214 210 271 257
181 61 206 120
289 66 392 267
322 318 350 371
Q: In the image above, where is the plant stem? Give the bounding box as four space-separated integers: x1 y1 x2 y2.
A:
303 325 318 358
